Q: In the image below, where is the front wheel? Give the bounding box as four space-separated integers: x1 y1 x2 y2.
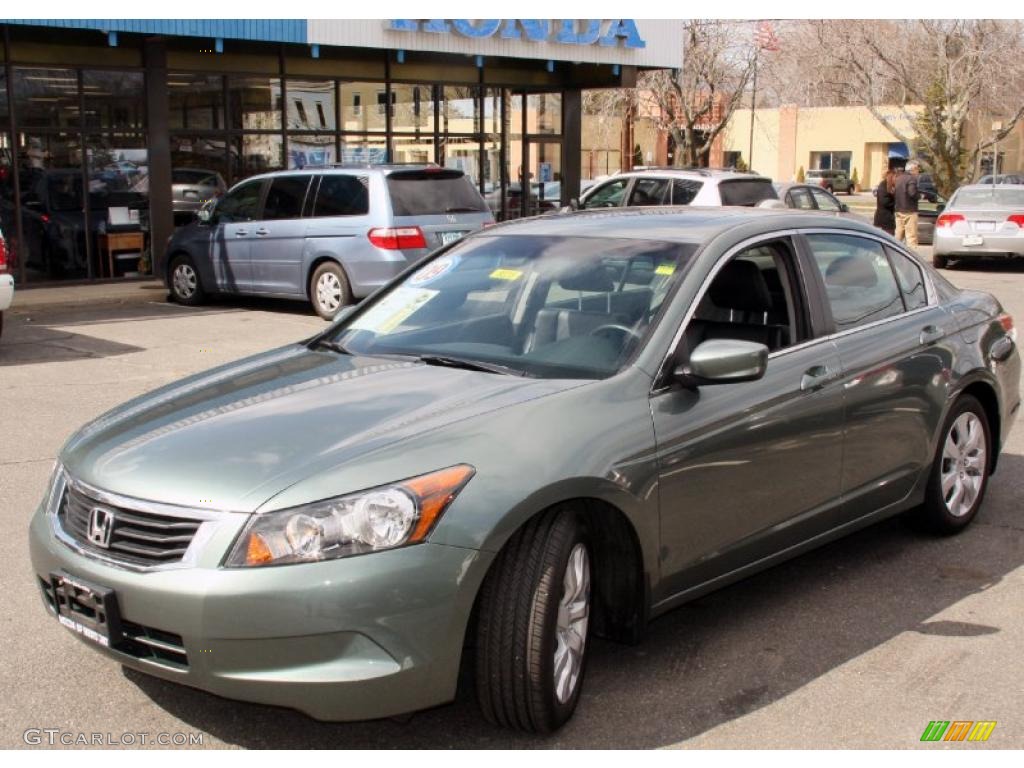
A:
168 254 206 306
915 395 991 534
475 507 592 733
309 261 352 320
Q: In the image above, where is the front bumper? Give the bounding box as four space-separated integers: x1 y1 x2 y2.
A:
28 504 492 721
0 273 13 312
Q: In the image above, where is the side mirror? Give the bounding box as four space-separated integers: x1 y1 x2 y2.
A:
673 339 769 387
936 202 946 214
569 197 580 211
197 207 212 225
839 203 850 213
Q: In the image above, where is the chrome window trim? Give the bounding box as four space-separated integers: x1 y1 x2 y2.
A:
824 304 935 342
48 469 237 573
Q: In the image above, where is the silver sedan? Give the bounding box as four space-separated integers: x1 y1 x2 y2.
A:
933 184 1024 268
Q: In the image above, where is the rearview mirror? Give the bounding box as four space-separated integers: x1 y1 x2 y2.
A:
673 339 769 387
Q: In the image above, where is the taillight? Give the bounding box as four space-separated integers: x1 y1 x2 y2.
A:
367 227 427 250
936 213 965 228
0 236 7 272
1007 214 1024 227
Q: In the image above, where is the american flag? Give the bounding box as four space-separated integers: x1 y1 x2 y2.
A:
754 20 780 52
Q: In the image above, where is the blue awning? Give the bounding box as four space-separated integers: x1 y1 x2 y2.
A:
888 142 910 159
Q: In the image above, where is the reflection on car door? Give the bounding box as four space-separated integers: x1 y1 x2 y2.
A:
650 236 845 603
211 179 264 293
249 174 312 296
800 232 952 518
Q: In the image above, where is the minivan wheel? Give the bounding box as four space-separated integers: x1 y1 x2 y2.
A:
475 507 592 733
917 395 991 534
169 254 205 306
310 262 352 320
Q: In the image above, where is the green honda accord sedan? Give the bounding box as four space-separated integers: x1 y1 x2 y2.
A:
30 208 1020 733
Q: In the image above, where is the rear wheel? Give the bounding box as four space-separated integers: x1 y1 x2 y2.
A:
475 507 592 733
932 252 949 269
309 261 352 320
168 254 205 306
916 395 991 534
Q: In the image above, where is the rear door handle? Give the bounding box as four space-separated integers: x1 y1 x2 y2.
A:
255 228 269 236
234 229 248 237
920 325 943 346
800 364 835 392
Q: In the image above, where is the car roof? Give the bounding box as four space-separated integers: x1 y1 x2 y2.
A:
479 206 879 244
241 164 448 184
609 168 771 183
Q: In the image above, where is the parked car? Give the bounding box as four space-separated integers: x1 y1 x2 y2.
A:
0 226 12 338
774 182 867 221
163 165 494 319
577 167 778 210
978 173 1024 185
31 208 1019 732
805 168 854 194
171 168 227 226
933 184 1024 268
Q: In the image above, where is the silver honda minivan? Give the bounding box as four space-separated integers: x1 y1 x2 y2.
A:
163 165 494 318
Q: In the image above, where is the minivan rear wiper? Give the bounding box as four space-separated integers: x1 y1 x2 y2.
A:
415 354 529 377
309 338 353 355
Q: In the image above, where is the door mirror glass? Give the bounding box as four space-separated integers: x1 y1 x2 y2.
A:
674 339 769 386
569 197 579 210
197 205 213 225
839 202 849 213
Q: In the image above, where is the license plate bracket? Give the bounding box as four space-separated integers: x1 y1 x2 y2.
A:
962 235 985 246
47 571 123 648
440 230 467 245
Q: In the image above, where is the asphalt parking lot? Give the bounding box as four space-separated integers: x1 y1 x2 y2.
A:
1 256 1022 749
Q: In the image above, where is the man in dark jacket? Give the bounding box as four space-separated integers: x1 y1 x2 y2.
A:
894 161 921 247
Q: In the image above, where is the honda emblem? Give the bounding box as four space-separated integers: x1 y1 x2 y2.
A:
87 507 115 548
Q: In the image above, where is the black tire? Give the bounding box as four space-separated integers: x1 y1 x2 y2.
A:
309 261 352 320
932 252 949 269
475 507 592 733
168 254 206 306
915 395 992 534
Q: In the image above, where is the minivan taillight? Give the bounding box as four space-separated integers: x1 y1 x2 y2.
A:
936 213 965 228
367 227 427 250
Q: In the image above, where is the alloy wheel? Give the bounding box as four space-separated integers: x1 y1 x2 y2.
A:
940 412 987 518
553 543 590 704
173 263 197 299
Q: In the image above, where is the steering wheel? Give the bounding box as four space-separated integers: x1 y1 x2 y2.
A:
589 324 643 342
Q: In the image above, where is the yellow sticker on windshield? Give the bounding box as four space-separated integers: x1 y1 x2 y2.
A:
490 268 523 281
655 263 676 276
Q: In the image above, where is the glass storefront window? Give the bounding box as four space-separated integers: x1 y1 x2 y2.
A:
81 71 145 131
286 79 335 131
288 135 335 169
440 136 480 184
168 73 225 131
229 76 282 131
442 86 480 135
390 135 435 165
526 93 561 135
391 84 435 134
340 135 387 164
340 82 385 132
170 135 229 226
13 68 80 130
85 134 150 276
237 134 284 178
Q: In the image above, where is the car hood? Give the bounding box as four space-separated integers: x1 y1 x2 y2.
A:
61 345 585 512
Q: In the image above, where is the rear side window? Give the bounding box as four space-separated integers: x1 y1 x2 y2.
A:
886 247 929 310
262 176 310 220
314 175 369 217
807 234 904 331
671 179 703 205
386 170 487 216
628 178 671 206
718 179 778 206
811 188 841 212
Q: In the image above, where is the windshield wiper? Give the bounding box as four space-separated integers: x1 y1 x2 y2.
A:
309 338 353 355
415 354 529 377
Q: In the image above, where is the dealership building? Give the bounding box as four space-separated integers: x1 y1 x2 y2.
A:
0 19 682 286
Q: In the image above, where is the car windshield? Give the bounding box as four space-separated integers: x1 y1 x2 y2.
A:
322 235 697 379
953 188 1024 208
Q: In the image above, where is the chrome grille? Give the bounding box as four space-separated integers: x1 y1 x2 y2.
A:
59 484 202 566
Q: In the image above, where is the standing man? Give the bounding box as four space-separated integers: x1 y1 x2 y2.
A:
894 161 921 247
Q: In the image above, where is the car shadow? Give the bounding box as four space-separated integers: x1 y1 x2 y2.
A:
947 257 1024 273
124 452 1024 748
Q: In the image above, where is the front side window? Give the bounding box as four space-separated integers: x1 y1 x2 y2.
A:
324 235 697 379
215 180 263 223
807 234 904 331
261 175 310 220
582 179 629 209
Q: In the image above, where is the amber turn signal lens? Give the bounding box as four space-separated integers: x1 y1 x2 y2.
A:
403 464 475 542
245 532 274 565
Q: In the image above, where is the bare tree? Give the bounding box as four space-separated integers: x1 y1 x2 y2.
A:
635 20 758 167
799 20 1024 195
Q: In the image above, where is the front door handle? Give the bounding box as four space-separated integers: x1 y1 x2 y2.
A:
255 228 269 236
234 229 248 237
800 364 834 391
920 325 943 346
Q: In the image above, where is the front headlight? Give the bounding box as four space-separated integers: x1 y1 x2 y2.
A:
224 464 475 567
